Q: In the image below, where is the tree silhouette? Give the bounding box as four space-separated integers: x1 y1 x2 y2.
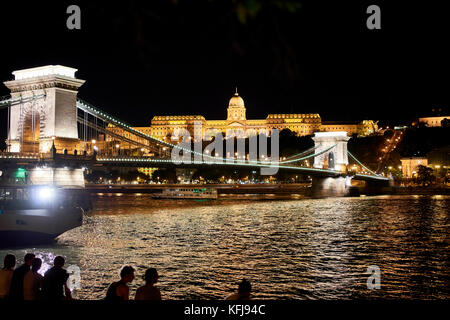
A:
416 165 434 186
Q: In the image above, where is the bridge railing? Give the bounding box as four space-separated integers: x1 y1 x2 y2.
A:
0 152 39 159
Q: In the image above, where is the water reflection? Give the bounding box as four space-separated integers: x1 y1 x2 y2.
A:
1 194 448 300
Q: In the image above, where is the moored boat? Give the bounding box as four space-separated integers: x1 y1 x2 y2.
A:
150 187 218 199
0 185 85 247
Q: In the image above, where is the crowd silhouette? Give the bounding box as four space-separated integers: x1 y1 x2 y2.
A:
0 253 252 301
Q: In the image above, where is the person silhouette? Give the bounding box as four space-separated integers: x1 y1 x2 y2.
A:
225 279 252 300
135 268 161 300
105 266 135 301
42 256 72 300
23 258 44 300
0 254 16 300
9 253 35 300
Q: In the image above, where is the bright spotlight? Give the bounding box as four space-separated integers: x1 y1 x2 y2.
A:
38 186 54 201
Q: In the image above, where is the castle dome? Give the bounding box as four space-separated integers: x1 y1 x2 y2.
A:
228 91 245 108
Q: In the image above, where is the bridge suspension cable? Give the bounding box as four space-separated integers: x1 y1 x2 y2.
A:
77 99 175 149
347 150 380 176
76 99 343 169
96 155 342 175
77 98 298 164
281 145 318 161
76 115 153 150
0 94 46 110
279 144 337 164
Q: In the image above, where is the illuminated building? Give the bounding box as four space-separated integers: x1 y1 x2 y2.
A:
400 157 428 178
418 116 449 127
137 167 157 178
146 91 377 140
320 120 378 136
149 91 321 140
107 90 378 146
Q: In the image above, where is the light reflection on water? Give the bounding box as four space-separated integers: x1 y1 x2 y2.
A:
1 194 449 300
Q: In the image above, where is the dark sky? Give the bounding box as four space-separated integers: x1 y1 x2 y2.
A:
0 0 449 131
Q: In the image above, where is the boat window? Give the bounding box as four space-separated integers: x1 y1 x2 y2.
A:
15 188 29 200
0 189 13 200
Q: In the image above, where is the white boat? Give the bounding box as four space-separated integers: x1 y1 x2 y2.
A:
150 187 218 199
0 185 85 247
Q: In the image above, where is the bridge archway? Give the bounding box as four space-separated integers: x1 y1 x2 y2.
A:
21 111 40 153
328 152 335 170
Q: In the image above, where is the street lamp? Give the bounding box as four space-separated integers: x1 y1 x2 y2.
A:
434 165 441 179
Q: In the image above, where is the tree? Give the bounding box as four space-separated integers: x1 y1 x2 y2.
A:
278 129 314 159
85 170 105 183
416 121 428 128
104 169 120 183
152 168 177 183
123 169 148 183
416 165 434 186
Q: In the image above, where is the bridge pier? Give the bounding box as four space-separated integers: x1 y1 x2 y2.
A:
309 176 359 198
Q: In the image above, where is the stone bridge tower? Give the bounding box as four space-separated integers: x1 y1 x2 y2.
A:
4 65 85 154
312 131 350 172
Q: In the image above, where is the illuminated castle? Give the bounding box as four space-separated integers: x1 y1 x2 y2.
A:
147 90 377 141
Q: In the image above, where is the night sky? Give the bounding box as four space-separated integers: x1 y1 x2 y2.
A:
0 0 449 133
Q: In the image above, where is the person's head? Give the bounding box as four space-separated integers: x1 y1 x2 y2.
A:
143 268 158 285
238 279 251 299
54 256 65 268
31 258 42 273
120 266 135 284
3 254 16 270
24 253 35 266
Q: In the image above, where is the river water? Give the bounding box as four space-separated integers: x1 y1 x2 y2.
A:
1 194 449 300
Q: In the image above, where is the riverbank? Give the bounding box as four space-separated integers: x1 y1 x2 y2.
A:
384 186 450 195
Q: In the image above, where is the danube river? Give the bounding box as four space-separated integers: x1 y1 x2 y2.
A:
1 194 449 300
